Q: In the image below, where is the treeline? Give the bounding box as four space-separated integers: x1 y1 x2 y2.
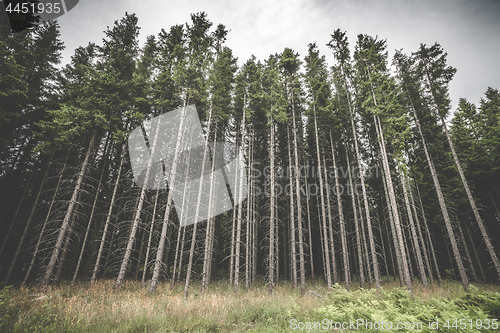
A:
1 12 499 296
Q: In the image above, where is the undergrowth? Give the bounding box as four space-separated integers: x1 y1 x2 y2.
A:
0 279 498 332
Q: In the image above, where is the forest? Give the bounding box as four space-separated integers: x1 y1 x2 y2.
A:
1 10 500 332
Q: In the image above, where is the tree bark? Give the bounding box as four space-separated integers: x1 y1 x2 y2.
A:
245 129 254 289
287 124 298 289
290 97 306 295
373 114 412 294
23 149 71 285
91 146 126 285
0 167 36 258
234 106 246 292
323 153 338 285
331 132 350 290
229 129 239 286
313 105 332 289
116 110 166 289
464 223 486 281
268 109 276 295
400 169 428 289
142 187 160 283
72 138 111 285
357 193 373 284
346 147 364 287
409 89 468 291
177 226 187 282
172 143 195 287
6 155 52 282
407 174 434 285
344 65 380 289
182 106 215 297
202 128 219 291
41 131 96 288
441 114 500 280
304 165 315 285
150 105 189 293
457 221 478 281
381 156 404 285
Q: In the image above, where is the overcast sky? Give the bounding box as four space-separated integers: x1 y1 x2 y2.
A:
55 0 500 111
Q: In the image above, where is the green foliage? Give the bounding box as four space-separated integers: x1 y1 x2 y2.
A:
3 10 500 329
262 54 287 124
414 43 457 119
0 286 16 332
459 285 500 318
2 281 499 333
0 20 63 164
315 285 497 332
34 105 98 153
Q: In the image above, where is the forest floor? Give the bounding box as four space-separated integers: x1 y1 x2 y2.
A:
1 277 499 332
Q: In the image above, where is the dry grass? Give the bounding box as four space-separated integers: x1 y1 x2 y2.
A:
1 279 320 332
1 278 499 332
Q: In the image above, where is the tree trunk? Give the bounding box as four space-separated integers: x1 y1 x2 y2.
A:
142 187 160 283
269 111 276 295
200 113 219 291
171 225 182 286
183 220 198 297
291 97 306 295
313 105 332 289
275 206 279 284
381 157 404 285
172 145 195 287
91 146 126 285
245 129 254 289
206 216 216 285
457 221 478 281
202 128 219 291
414 174 442 284
229 129 239 286
205 134 220 287
357 193 373 284
376 209 390 280
490 192 500 222
41 131 96 288
6 156 52 283
150 105 190 293
23 149 71 285
373 114 412 294
252 166 258 284
344 66 380 290
323 153 338 285
440 115 500 280
382 209 397 281
464 223 486 280
72 138 111 285
181 107 216 297
400 169 428 289
115 110 166 289
423 65 500 280
234 106 246 292
245 172 251 289
407 175 434 285
331 132 350 290
409 92 468 291
304 166 315 285
346 148 364 287
177 226 187 282
402 225 414 280
287 124 298 289
0 167 36 258
55 210 78 283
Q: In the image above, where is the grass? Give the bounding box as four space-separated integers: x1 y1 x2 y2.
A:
0 278 499 332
